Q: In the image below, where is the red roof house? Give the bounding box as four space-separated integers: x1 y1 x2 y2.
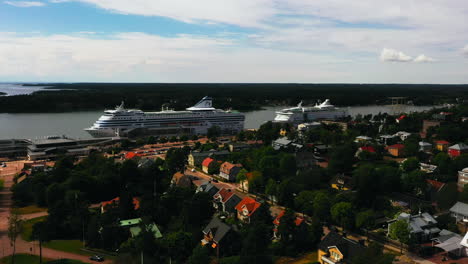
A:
101 197 140 214
235 197 261 223
219 162 242 182
360 146 376 153
125 152 142 160
272 210 305 239
448 143 468 158
435 140 450 151
396 115 407 123
202 157 215 174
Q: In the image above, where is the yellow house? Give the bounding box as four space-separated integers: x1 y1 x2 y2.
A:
280 128 287 137
318 232 365 264
435 140 450 152
330 174 353 191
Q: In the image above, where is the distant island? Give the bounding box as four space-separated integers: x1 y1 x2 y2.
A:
0 83 467 113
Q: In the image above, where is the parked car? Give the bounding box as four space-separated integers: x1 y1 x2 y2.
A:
89 255 105 262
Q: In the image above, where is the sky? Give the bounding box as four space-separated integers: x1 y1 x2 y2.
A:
1 0 468 83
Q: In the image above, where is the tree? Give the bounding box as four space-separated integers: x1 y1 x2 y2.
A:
8 210 23 264
328 144 356 174
32 221 50 264
389 220 410 253
236 169 248 192
312 191 331 222
330 202 354 230
353 242 394 264
188 245 211 264
402 157 419 172
355 210 375 230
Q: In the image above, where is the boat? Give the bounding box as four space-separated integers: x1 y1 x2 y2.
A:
84 96 245 138
274 99 347 123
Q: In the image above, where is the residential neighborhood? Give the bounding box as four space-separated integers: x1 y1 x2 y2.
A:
1 103 468 264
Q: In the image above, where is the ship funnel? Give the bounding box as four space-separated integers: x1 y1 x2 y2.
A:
186 96 215 111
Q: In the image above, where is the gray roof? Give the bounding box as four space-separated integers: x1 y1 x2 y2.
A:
450 143 468 150
450 201 468 216
274 137 292 146
198 181 220 196
397 212 438 234
202 218 231 243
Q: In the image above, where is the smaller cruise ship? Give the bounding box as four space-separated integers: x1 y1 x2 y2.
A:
274 99 347 123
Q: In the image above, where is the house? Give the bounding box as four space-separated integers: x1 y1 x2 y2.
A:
388 212 440 243
213 188 242 214
272 210 305 240
297 122 321 132
171 172 193 188
272 137 303 151
235 197 261 223
197 181 220 197
330 174 354 191
426 179 445 205
419 141 432 152
202 157 216 174
433 230 468 257
355 146 376 158
379 134 397 146
450 201 468 223
101 197 140 214
435 140 450 152
295 151 317 169
420 163 437 174
448 143 468 158
201 217 232 253
458 168 468 191
387 144 405 157
396 114 407 123
317 231 365 264
395 131 411 141
119 218 162 239
355 136 372 143
188 150 230 167
219 162 242 182
125 152 142 160
228 143 251 153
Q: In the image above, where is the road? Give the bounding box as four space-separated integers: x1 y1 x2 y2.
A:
0 161 112 263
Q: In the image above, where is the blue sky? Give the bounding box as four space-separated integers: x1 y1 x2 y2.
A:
1 0 468 83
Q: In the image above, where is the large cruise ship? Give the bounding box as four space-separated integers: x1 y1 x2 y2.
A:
85 97 245 138
274 99 347 123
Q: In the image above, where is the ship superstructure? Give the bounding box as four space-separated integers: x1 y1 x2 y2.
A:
274 99 347 123
85 97 245 138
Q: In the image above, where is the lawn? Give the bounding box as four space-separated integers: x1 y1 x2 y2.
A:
21 216 47 241
275 252 318 264
0 254 86 264
0 254 50 264
14 205 47 215
44 240 85 256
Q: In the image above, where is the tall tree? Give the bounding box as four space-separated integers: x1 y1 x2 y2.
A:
389 220 410 253
8 210 22 264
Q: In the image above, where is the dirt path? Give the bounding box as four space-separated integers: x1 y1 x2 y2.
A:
0 161 112 263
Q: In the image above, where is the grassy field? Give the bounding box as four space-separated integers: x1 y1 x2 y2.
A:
0 254 86 264
0 254 50 264
44 240 85 256
275 252 318 264
21 216 47 241
14 205 47 215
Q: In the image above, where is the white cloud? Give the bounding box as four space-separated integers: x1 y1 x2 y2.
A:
414 54 436 63
4 1 44 7
463 45 468 57
380 48 412 62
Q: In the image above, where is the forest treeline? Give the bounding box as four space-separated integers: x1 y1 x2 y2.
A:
0 83 467 113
